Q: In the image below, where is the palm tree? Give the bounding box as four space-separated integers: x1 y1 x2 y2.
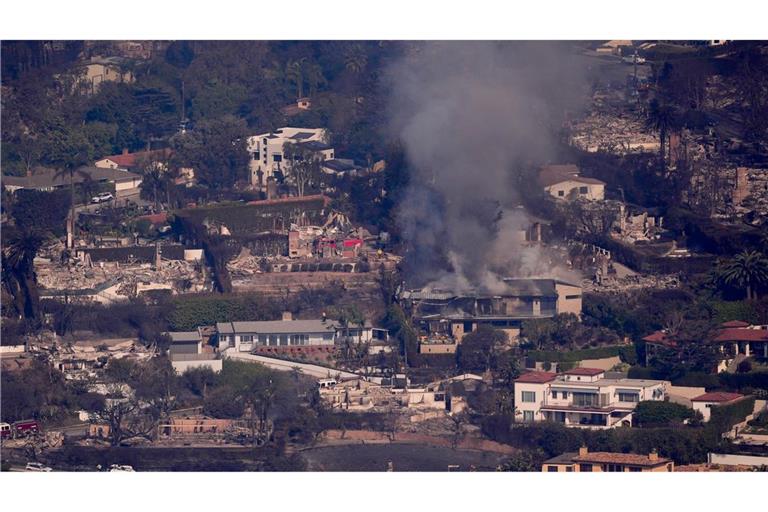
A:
344 44 368 75
645 98 679 174
304 61 327 97
2 227 50 320
716 250 768 300
285 58 307 99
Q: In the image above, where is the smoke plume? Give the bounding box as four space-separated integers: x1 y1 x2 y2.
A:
385 42 589 292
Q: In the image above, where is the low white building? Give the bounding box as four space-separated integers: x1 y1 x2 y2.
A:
514 368 669 428
539 164 606 201
215 315 388 353
166 329 222 374
246 127 334 188
691 392 745 422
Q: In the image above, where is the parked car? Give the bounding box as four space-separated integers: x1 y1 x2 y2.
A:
91 192 115 204
25 462 52 472
109 464 135 472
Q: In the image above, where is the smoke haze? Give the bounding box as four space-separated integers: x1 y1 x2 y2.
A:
385 42 590 292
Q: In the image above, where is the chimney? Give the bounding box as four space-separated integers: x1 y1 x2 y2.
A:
648 449 658 462
122 148 129 155
282 311 293 322
578 445 588 457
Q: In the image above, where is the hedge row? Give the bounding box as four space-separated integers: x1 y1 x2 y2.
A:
527 345 623 363
710 396 756 434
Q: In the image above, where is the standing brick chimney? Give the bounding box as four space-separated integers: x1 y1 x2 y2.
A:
282 311 293 322
649 449 659 462
578 446 588 457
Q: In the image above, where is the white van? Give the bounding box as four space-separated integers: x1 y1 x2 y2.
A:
318 379 337 389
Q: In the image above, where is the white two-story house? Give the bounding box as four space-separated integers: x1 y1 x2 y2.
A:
246 127 335 188
514 368 669 428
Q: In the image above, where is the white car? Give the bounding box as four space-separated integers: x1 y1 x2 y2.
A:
25 462 52 472
91 192 114 204
109 464 135 472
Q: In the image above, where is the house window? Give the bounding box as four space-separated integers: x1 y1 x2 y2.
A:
253 151 260 160
579 464 593 472
618 392 639 403
273 154 283 162
558 190 565 197
552 391 558 399
565 467 573 472
547 466 558 472
258 334 267 344
463 321 473 332
523 411 534 422
562 391 569 399
224 335 234 348
579 186 588 194
605 464 623 472
629 467 641 472
521 391 536 403
240 335 253 343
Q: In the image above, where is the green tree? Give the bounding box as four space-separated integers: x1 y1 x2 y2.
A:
458 326 508 373
283 142 324 197
715 251 768 301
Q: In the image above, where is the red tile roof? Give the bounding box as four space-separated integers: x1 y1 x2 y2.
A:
714 328 768 343
573 452 670 467
515 372 557 384
642 330 676 346
100 149 171 169
720 320 751 328
691 392 744 403
564 367 604 376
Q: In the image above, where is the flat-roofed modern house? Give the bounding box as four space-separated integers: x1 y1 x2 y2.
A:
542 446 674 472
246 127 334 188
400 278 582 344
514 368 669 428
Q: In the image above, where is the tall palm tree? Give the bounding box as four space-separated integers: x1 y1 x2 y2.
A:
645 98 679 174
304 61 327 97
716 250 768 300
285 58 307 99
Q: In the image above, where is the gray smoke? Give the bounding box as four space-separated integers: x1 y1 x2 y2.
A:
386 42 589 292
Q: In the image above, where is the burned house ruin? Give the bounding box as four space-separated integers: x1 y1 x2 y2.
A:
399 278 582 349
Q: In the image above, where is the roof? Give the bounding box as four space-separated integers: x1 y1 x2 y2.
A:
720 320 751 328
538 164 605 188
296 140 331 152
573 452 670 467
691 392 744 403
515 372 557 384
714 328 768 343
291 131 316 140
564 367 604 376
222 319 340 335
322 159 358 172
167 331 202 343
642 330 676 346
3 166 141 190
98 149 170 169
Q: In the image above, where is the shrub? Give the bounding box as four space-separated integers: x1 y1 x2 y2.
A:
709 396 756 434
633 401 698 427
